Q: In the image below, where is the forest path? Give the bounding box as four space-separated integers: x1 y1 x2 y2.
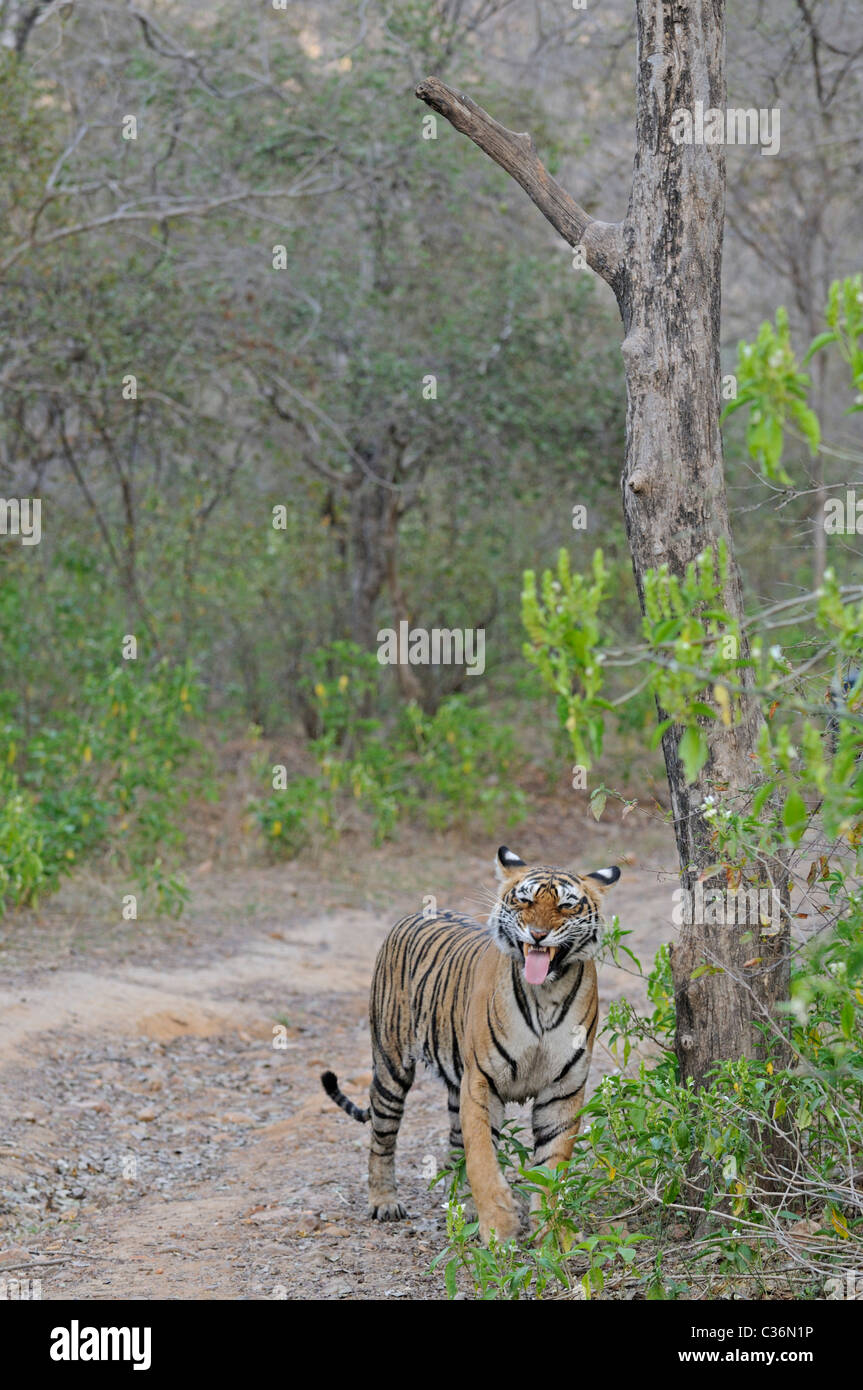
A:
0 821 674 1300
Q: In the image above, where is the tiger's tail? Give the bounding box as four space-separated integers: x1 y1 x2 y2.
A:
320 1070 370 1123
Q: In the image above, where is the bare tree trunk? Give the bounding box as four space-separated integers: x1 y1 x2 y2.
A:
418 0 790 1088
348 469 423 703
618 2 790 1084
345 427 431 707
348 472 395 653
383 510 425 706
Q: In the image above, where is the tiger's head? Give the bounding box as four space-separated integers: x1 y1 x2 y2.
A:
489 845 620 985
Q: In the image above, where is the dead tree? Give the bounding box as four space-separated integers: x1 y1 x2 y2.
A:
418 0 789 1087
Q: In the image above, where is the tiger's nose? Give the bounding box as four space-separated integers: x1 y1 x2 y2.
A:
530 927 549 943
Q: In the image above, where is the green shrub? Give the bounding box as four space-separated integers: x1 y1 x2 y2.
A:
0 773 51 914
253 775 332 857
401 696 526 832
0 656 205 914
253 643 527 853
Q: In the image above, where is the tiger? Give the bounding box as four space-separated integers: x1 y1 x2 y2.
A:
321 845 620 1244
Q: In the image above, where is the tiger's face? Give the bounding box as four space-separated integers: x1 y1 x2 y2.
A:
489 846 620 985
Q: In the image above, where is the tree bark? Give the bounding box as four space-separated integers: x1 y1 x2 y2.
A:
417 0 790 1088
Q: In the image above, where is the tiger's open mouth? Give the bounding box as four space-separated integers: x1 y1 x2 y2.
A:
522 943 557 985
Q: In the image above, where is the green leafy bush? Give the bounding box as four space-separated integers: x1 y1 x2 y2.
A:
0 654 205 914
253 642 526 853
253 775 333 855
0 773 50 914
400 697 526 833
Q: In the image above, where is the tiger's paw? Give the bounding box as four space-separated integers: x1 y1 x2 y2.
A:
369 1199 408 1222
478 1201 520 1246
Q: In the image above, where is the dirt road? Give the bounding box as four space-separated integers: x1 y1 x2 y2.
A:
0 817 675 1300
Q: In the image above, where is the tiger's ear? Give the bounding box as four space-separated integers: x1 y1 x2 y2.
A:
495 846 526 882
585 866 621 891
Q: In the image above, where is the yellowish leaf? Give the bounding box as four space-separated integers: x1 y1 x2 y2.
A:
713 683 732 727
831 1207 849 1239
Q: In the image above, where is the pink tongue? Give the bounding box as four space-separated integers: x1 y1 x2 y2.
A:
525 949 551 985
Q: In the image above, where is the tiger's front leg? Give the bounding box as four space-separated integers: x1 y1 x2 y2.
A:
528 1080 587 1235
460 1069 517 1245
